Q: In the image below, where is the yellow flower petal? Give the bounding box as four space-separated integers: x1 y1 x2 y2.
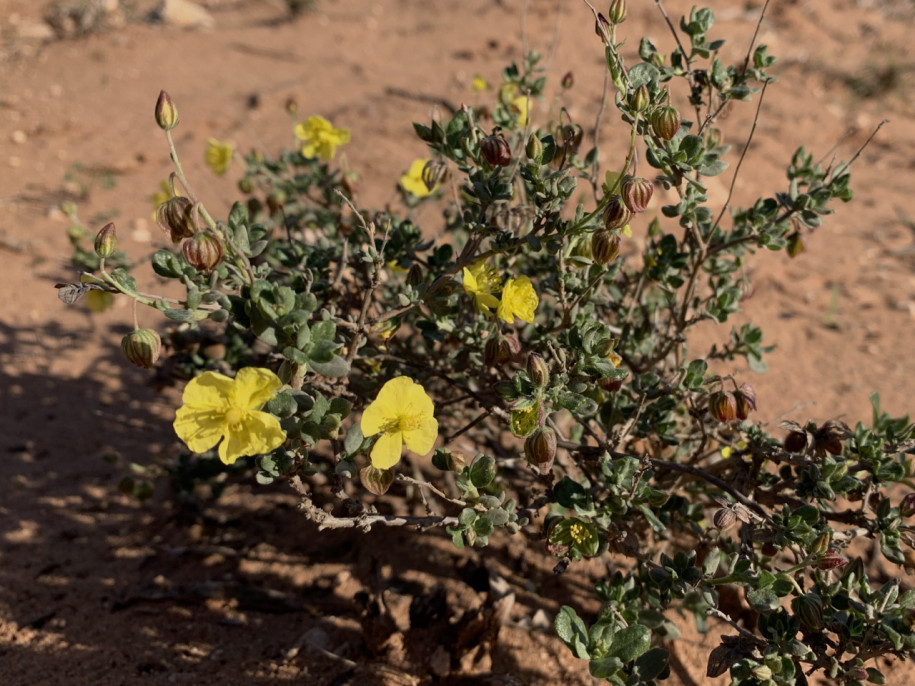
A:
400 158 434 198
497 275 538 324
295 115 350 161
174 406 225 454
403 417 438 457
182 371 235 410
371 430 404 470
218 410 286 465
234 367 283 410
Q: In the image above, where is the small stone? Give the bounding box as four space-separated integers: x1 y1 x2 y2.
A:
11 130 26 144
155 0 215 29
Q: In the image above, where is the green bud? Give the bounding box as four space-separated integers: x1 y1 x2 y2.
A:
421 159 448 191
154 90 179 131
787 232 806 258
792 593 824 630
406 263 424 288
629 84 650 113
527 353 550 388
525 134 543 163
651 105 681 141
607 0 627 24
360 464 394 496
121 328 162 369
751 665 772 681
93 222 117 258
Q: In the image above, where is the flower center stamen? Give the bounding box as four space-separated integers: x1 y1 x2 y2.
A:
224 406 247 428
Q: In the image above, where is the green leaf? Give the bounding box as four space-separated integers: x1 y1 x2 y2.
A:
469 455 496 488
589 656 623 679
343 424 364 457
635 647 670 680
555 606 589 657
607 624 651 663
152 249 183 278
747 586 780 612
308 354 350 378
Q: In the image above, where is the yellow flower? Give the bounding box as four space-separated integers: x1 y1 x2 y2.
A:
205 138 235 176
462 261 501 314
294 115 351 161
400 158 436 198
472 75 489 92
497 275 538 324
511 95 530 127
361 376 438 470
174 367 287 465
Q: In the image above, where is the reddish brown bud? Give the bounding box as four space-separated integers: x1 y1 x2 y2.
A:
595 13 610 41
155 90 179 131
561 71 574 89
156 196 196 243
484 333 521 366
481 130 512 167
602 194 632 231
94 222 117 258
712 507 737 531
709 391 737 423
735 382 757 420
651 105 681 141
591 229 621 266
121 328 162 369
525 427 557 475
817 548 849 571
182 230 225 273
621 176 653 213
901 493 915 518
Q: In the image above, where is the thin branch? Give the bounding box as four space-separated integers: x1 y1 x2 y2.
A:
712 78 771 232
739 0 771 76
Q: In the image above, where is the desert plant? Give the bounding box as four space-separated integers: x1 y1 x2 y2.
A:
57 2 914 684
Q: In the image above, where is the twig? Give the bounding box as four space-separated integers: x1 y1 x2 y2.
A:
712 79 771 233
739 0 771 76
396 473 467 507
385 86 458 116
290 476 458 531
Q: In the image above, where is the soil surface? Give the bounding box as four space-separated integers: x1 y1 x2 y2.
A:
1 0 915 684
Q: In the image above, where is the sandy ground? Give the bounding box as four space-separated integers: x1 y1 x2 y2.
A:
1 0 914 683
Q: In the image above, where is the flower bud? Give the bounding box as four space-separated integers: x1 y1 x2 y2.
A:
735 382 757 420
485 333 522 367
182 230 225 273
602 195 632 231
595 13 610 41
844 667 868 682
561 71 574 89
809 533 830 556
817 548 850 571
784 430 807 453
421 159 448 191
712 507 737 531
591 229 621 266
94 222 117 258
607 0 627 24
406 263 424 288
525 134 543 163
527 353 550 388
651 105 681 141
360 464 394 496
481 130 512 167
787 232 806 258
707 127 723 148
121 328 162 369
792 593 824 630
156 196 196 243
900 493 915 518
751 665 772 681
709 391 737 422
621 176 653 213
629 84 650 113
154 90 179 131
525 427 557 475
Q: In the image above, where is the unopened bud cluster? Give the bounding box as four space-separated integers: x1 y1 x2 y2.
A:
122 328 162 369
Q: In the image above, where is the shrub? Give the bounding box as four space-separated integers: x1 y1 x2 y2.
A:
58 2 914 684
